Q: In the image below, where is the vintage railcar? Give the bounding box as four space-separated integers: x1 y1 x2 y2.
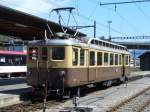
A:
27 38 130 96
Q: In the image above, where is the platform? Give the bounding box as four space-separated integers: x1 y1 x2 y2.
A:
130 70 150 77
45 77 150 112
0 78 31 108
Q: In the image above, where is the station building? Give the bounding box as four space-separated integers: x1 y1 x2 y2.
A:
138 51 150 70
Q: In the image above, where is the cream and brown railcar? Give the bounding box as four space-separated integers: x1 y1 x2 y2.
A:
27 38 130 95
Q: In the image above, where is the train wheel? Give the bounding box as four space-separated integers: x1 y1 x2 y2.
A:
63 90 72 99
119 76 128 83
103 80 112 87
107 80 112 87
70 87 81 98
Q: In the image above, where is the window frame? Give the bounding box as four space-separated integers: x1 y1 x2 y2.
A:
41 47 48 61
51 47 65 61
72 47 79 66
119 54 122 65
89 50 95 66
97 51 103 66
125 55 129 66
104 52 109 66
110 53 114 66
80 49 85 66
115 53 119 66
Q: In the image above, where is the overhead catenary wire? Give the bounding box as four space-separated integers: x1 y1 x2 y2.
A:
75 0 79 15
87 2 98 20
134 2 150 22
76 12 128 36
102 5 147 35
72 1 128 36
100 0 150 23
87 0 146 36
49 0 128 37
86 0 129 36
100 0 150 6
115 10 144 35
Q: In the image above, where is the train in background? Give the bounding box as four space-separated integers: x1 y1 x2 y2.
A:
0 40 27 78
27 37 130 97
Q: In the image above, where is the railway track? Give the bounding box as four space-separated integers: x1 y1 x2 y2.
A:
109 87 150 112
142 103 150 112
0 75 149 112
0 97 65 112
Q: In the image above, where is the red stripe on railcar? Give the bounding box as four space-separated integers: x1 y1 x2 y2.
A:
0 50 27 55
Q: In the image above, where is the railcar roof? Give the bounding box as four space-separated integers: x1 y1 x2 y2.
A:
28 38 129 54
28 38 87 46
88 38 126 48
29 38 126 48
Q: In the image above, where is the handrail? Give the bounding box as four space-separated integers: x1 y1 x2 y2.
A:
36 60 39 72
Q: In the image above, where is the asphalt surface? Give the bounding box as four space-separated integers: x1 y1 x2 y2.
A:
0 77 26 86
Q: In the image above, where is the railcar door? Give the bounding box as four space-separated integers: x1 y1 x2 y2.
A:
122 54 125 77
37 47 49 85
27 46 40 86
120 54 124 77
88 50 96 82
123 54 130 76
28 46 49 85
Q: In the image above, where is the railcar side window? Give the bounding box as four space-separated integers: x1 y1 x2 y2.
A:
90 51 95 66
95 40 99 45
106 43 109 47
14 56 22 65
80 49 85 66
42 47 48 60
110 53 114 65
99 41 102 46
73 48 78 66
97 52 102 66
129 56 131 64
119 55 122 65
125 55 129 65
91 40 95 44
29 47 38 60
52 47 65 60
115 54 119 65
104 53 108 66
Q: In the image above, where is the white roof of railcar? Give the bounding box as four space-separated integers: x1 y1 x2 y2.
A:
28 38 130 54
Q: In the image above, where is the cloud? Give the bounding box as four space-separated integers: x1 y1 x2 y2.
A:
44 0 70 6
0 0 70 16
16 0 52 15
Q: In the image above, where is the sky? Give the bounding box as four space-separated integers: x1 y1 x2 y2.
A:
0 0 150 40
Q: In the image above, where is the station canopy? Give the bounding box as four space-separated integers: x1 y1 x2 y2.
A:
0 5 86 40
